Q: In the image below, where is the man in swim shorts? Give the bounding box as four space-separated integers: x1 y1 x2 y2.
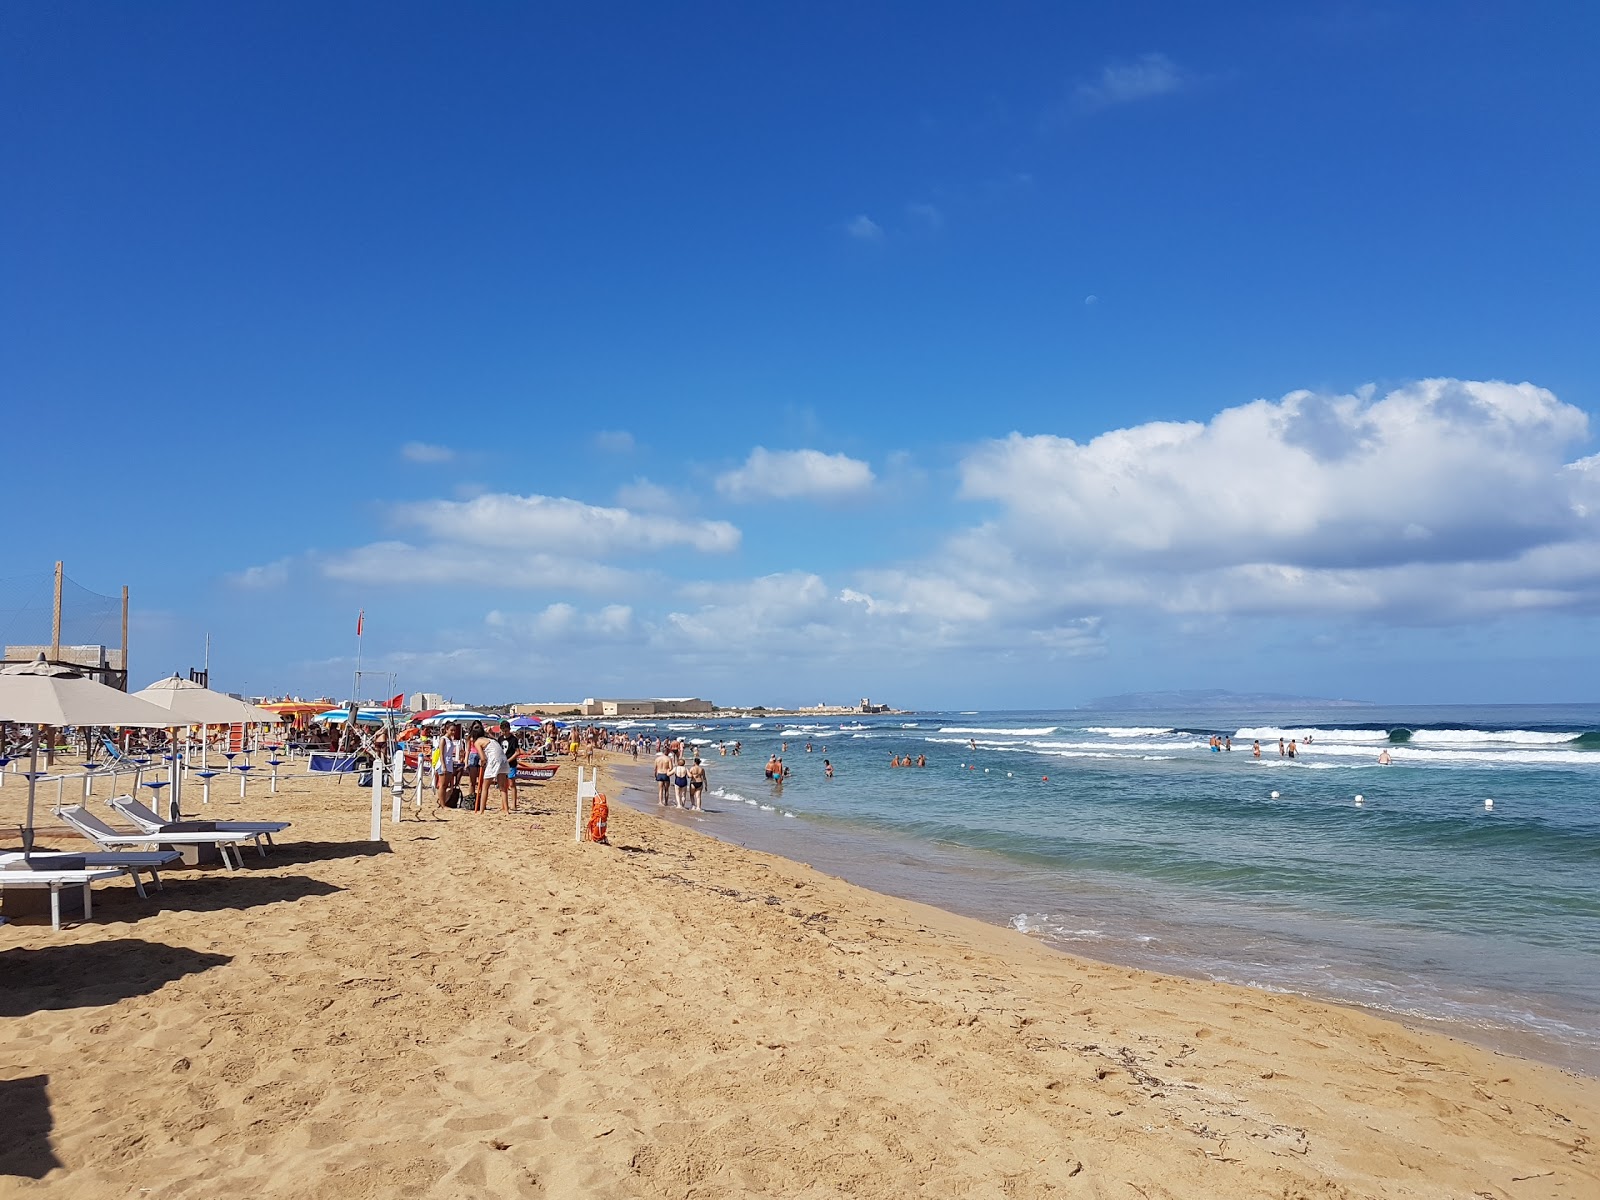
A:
654 746 673 806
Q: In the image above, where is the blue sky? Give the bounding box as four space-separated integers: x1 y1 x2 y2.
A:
5 2 1598 708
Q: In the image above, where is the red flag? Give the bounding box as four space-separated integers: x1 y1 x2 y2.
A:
356 610 364 637
386 693 404 709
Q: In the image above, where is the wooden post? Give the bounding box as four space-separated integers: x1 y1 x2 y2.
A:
51 561 63 661
120 586 129 690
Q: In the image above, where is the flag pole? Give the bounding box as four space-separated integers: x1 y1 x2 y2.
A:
353 609 364 704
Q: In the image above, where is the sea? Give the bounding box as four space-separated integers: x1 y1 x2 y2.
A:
604 703 1600 1076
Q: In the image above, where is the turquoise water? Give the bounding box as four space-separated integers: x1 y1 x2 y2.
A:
611 705 1600 1075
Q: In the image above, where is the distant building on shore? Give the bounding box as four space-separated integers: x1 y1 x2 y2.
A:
510 702 586 717
580 697 714 718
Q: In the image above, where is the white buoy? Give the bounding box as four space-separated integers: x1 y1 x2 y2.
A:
1270 790 1280 800
1485 798 1494 810
1354 794 1364 806
1006 772 1013 778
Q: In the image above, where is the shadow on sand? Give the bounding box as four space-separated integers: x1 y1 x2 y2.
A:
0 1075 62 1178
249 839 393 867
0 939 233 1018
121 873 343 920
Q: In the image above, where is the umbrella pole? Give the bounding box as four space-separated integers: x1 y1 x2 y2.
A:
168 726 181 821
22 726 39 858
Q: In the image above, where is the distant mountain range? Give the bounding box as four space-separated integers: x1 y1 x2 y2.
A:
1083 688 1372 711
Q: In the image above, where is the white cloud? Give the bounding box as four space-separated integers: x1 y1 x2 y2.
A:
392 492 740 555
615 478 684 513
594 430 635 454
320 541 636 592
227 559 289 589
401 441 456 463
1075 52 1187 111
715 448 875 502
845 214 883 241
949 378 1599 620
487 603 635 640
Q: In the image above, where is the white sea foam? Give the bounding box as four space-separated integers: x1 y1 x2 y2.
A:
1082 726 1175 737
1409 729 1578 746
938 726 1059 736
1235 727 1389 743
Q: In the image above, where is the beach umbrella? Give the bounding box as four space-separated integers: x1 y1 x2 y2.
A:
315 708 394 724
509 716 542 728
135 676 286 810
0 656 177 855
135 675 284 726
421 711 490 726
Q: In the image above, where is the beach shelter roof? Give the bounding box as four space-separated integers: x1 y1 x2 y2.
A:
134 675 284 725
0 657 180 855
0 657 183 729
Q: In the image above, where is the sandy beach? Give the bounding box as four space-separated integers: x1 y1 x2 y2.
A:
2 752 1596 1198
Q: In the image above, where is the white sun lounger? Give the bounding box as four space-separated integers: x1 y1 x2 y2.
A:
58 805 254 871
0 851 177 930
108 796 289 857
1 849 181 898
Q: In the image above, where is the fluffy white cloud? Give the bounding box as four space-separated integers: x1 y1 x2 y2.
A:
951 379 1599 619
1075 52 1187 110
400 441 456 463
716 448 875 502
393 492 740 556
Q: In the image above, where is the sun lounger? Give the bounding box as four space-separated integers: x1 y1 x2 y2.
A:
0 850 177 930
108 795 288 857
57 805 254 870
2 849 181 897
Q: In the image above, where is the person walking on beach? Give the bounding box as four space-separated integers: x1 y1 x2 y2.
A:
654 746 673 806
687 756 706 811
671 755 690 807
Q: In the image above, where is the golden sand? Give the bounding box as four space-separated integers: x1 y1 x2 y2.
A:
1 753 1595 1197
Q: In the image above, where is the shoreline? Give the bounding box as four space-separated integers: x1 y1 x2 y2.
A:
2 753 1596 1195
607 754 1599 1079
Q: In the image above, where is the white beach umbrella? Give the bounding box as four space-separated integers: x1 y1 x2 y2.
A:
134 676 286 810
134 675 285 726
0 656 176 855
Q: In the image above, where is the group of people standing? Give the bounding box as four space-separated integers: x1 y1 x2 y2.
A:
653 744 707 810
430 719 521 815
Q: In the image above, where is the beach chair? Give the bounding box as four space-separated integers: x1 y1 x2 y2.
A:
0 850 178 931
56 805 254 871
2 849 181 898
108 795 288 857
